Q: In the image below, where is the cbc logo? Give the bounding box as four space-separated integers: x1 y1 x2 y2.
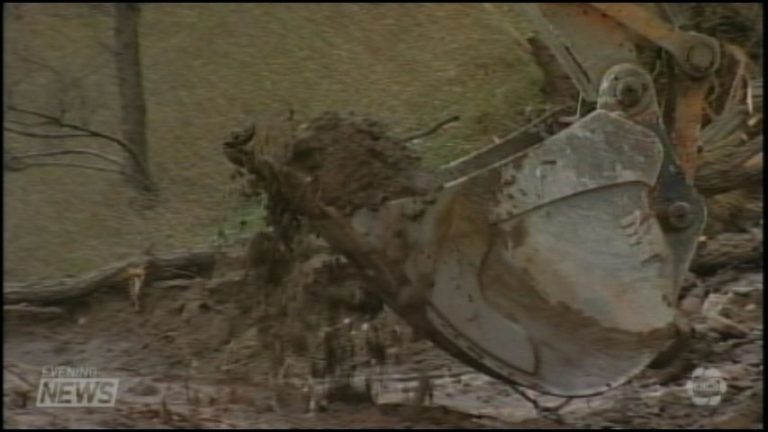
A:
686 367 727 406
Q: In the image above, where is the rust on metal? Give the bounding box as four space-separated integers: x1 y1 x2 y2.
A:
591 3 720 77
673 77 708 183
519 3 638 101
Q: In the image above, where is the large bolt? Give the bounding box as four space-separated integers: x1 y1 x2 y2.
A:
667 201 693 229
615 77 644 109
685 42 717 76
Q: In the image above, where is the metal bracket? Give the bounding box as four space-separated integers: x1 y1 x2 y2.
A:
590 3 721 78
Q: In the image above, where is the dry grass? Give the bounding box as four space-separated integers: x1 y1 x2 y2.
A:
4 4 544 280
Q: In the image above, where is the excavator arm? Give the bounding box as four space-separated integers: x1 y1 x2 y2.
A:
519 3 720 183
233 3 732 398
390 3 717 396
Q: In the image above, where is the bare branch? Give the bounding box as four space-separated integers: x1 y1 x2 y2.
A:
4 117 54 128
4 126 93 140
11 49 108 99
13 51 66 81
11 51 70 113
6 105 144 169
8 148 124 167
4 153 149 185
397 115 461 144
4 246 217 304
7 160 126 176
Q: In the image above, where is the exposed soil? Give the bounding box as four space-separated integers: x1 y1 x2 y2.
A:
3 239 763 428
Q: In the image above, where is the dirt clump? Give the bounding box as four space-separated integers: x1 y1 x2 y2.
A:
284 112 431 213
238 111 437 248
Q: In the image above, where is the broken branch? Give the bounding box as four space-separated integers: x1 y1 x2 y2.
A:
3 127 92 140
3 247 218 305
7 148 124 167
397 115 460 144
7 105 144 170
6 160 126 176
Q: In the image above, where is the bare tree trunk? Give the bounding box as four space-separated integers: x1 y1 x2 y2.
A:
114 3 156 193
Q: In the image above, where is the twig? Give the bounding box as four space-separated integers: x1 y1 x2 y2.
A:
126 265 146 312
158 268 202 279
7 148 124 167
3 126 93 140
723 44 750 112
14 51 66 81
507 384 574 418
6 160 126 176
6 105 144 170
4 364 36 389
4 304 66 316
5 153 147 185
4 117 54 128
4 246 217 305
397 115 460 144
558 92 584 124
481 3 533 55
13 49 113 94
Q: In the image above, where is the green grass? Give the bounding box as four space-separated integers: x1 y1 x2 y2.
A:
212 197 266 246
4 4 544 280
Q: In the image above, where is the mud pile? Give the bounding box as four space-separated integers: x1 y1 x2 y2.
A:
3 230 429 427
285 113 430 212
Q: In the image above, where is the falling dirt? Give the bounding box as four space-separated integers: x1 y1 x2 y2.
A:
247 112 435 226
287 113 431 211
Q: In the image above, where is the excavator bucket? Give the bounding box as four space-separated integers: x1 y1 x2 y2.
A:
243 3 713 398
250 100 706 397
342 106 705 396
328 2 716 392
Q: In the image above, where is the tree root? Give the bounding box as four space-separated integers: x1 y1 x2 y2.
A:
3 246 218 305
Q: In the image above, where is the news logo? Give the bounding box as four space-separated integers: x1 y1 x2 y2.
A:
36 366 119 407
686 367 727 406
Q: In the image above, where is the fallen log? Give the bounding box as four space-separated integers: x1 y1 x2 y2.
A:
691 231 763 275
3 246 218 305
6 226 759 308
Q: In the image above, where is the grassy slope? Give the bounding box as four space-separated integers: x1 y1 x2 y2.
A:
4 4 543 280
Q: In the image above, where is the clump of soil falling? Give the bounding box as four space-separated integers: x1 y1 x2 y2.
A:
242 111 438 249
249 112 435 242
285 112 430 212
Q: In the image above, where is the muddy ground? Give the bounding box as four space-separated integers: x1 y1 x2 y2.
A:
3 235 763 429
4 113 763 428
